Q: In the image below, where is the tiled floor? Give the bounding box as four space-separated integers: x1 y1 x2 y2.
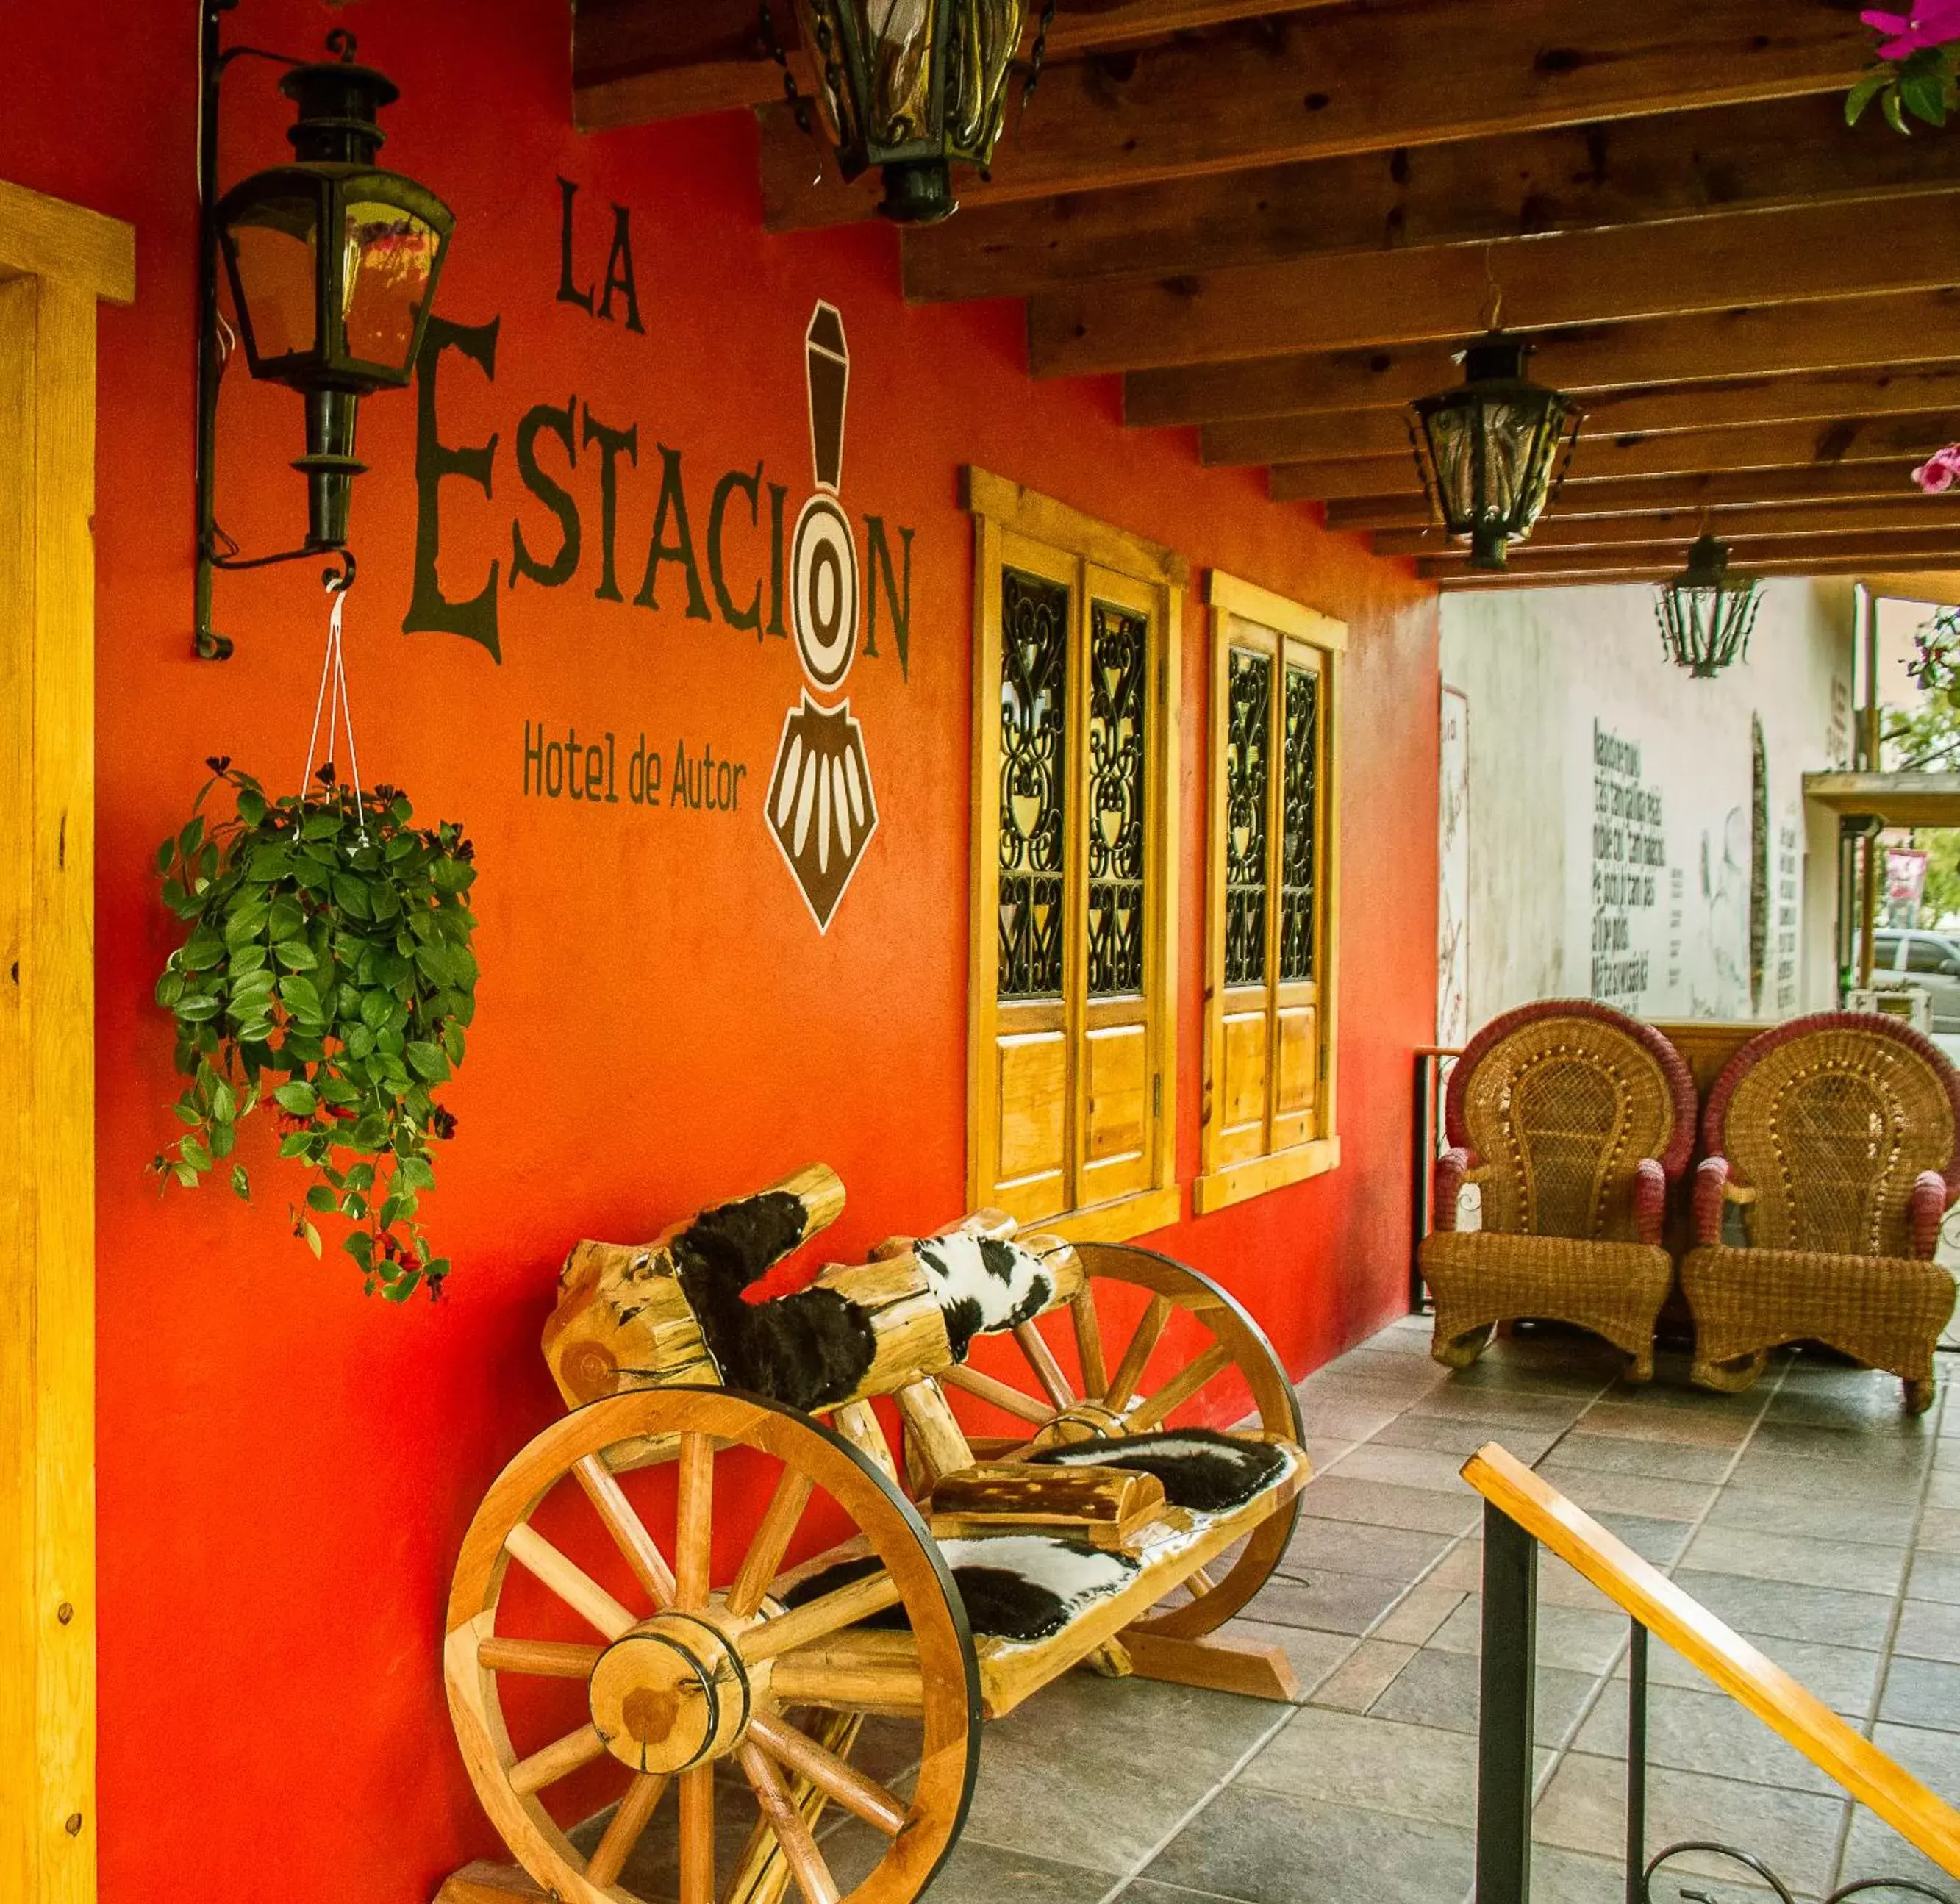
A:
895 1319 1960 1904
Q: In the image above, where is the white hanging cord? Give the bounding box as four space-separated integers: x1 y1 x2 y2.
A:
301 574 368 838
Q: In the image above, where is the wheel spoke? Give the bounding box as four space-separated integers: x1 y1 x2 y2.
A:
509 1721 607 1797
770 1650 926 1713
676 1432 715 1611
941 1361 1054 1425
740 1742 842 1904
504 1522 635 1641
829 1400 901 1484
727 1467 816 1620
1104 1294 1175 1414
576 1453 678 1609
1126 1340 1232 1431
1070 1284 1109 1398
750 1713 906 1836
680 1764 716 1904
743 1570 902 1663
1185 1564 1218 1598
587 1771 669 1889
477 1636 603 1679
1014 1320 1076 1411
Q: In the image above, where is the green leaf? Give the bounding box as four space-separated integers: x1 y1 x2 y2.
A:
210 1119 236 1160
173 994 221 1023
230 1163 251 1201
382 1267 423 1303
156 838 177 876
301 810 342 841
246 845 295 884
1884 86 1911 134
227 942 269 978
180 1137 212 1172
399 1154 437 1192
306 1184 338 1214
268 898 306 940
273 1080 319 1116
223 901 270 945
181 928 226 971
154 971 185 1009
346 1163 377 1192
274 938 318 971
303 1219 323 1259
236 788 267 826
279 974 323 1020
210 1080 237 1123
174 1162 199 1189
331 873 372 919
179 817 205 859
406 1040 450 1082
360 988 396 1031
345 1231 375 1267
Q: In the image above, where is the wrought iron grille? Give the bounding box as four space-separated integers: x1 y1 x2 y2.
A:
1225 648 1272 987
1279 662 1320 984
998 568 1070 1000
1086 601 1149 997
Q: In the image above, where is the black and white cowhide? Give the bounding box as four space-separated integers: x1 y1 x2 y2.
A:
915 1233 1056 1361
785 1537 1140 1645
668 1190 881 1414
1031 1428 1291 1514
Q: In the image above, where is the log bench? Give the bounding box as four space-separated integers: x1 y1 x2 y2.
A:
437 1164 1310 1904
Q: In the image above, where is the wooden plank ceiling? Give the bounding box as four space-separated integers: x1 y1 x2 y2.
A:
572 0 1960 588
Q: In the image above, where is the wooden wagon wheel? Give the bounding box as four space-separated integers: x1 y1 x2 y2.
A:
934 1239 1304 1639
446 1388 981 1904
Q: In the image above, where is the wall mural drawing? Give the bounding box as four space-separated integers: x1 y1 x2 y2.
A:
766 302 879 931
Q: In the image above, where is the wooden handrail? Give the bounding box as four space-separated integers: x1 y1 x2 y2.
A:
1462 1444 1960 1880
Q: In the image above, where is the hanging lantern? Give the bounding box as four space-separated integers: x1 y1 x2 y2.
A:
213 35 455 552
765 0 1050 224
1408 336 1581 571
1656 534 1763 679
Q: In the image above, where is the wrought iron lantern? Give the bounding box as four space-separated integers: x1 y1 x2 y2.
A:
1656 534 1763 679
764 0 1054 223
196 4 454 658
1408 335 1581 571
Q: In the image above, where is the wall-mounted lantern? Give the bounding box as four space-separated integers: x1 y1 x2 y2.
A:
761 0 1054 224
196 1 454 659
1407 335 1581 572
1656 534 1763 679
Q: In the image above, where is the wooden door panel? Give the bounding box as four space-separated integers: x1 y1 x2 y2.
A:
1272 1001 1319 1150
996 1029 1069 1220
1079 1022 1150 1205
1215 1003 1270 1167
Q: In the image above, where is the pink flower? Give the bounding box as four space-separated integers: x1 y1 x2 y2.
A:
1914 443 1960 493
1864 1 1960 56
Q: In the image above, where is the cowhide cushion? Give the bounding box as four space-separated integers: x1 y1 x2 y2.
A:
785 1536 1140 1645
1030 1428 1291 1514
915 1233 1058 1360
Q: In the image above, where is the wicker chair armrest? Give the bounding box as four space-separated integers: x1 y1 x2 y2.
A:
1693 1156 1745 1247
1433 1148 1483 1233
1633 1158 1667 1246
1911 1169 1953 1260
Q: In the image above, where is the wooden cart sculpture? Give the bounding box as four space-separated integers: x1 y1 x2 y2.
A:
437 1165 1310 1904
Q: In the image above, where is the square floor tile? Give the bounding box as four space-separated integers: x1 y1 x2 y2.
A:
1365 1642 1600 1747
1895 1599 1960 1666
1309 1639 1418 1714
1916 1508 1960 1556
1873 1720 1960 1803
848 1836 1113 1904
1572 1681 1841 1795
1137 1786 1475 1904
1704 1487 1923 1548
1372 1414 1564 1462
1534 1753 1848 1899
1295 1474 1483 1536
1838 1804 1960 1895
1613 1631 1882 1722
1878 1654 1960 1732
1274 1517 1459 1586
1217 1618 1357 1701
1909 1550 1960 1606
1237 1704 1506 1828
1671 1571 1898 1650
1592 1512 1697 1566
1244 1569 1408 1636
1528 1466 1716 1524
1724 1450 1928 1506
955 1671 1287 1873
1578 1403 1758 1449
1333 1442 1483 1495
1428 1595 1629 1677
1537 1435 1737 1484
1373 1582 1469 1647
1678 1525 1909 1596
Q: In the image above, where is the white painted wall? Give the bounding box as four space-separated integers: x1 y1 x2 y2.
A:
1439 579 1855 1031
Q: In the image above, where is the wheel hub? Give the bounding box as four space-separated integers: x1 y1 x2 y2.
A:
587 1608 765 1773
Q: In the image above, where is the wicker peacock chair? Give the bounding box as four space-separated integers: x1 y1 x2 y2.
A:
1683 1012 1960 1414
1420 1000 1698 1379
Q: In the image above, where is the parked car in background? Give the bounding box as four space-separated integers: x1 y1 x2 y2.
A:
1871 930 1960 1032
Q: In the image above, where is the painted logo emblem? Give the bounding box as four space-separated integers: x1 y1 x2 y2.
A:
767 302 877 931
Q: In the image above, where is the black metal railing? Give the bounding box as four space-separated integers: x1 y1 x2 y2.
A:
1472 1455 1960 1904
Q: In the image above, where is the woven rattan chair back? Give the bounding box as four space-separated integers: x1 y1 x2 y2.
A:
1708 1015 1960 1259
1449 1002 1694 1243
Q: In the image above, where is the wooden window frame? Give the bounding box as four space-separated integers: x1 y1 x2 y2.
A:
962 468 1187 1244
1195 570 1345 1215
0 176 132 1904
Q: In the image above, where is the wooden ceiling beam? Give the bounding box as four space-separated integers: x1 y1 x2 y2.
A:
1385 498 1960 560
759 0 1868 231
1033 191 1960 376
569 0 1328 133
1271 415 1960 504
1125 292 1960 429
1434 553 1952 587
1420 530 1960 582
1203 370 1960 468
905 93 1960 306
1326 462 1936 533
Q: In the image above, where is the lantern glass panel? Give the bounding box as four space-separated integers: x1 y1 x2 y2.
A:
1424 404 1480 528
1482 396 1542 521
341 199 443 373
949 0 1024 145
795 0 864 151
228 193 320 360
854 0 937 143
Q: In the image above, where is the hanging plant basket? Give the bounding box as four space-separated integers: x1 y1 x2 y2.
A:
151 758 477 1301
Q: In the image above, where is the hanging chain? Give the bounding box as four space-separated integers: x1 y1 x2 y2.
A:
1024 0 1058 104
758 0 815 137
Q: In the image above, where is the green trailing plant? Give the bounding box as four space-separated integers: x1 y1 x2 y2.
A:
1848 5 1960 132
151 757 477 1301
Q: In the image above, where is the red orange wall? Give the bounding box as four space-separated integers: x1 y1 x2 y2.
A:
4 3 1437 1897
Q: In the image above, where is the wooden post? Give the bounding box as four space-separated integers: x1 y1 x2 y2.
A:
0 177 135 1904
